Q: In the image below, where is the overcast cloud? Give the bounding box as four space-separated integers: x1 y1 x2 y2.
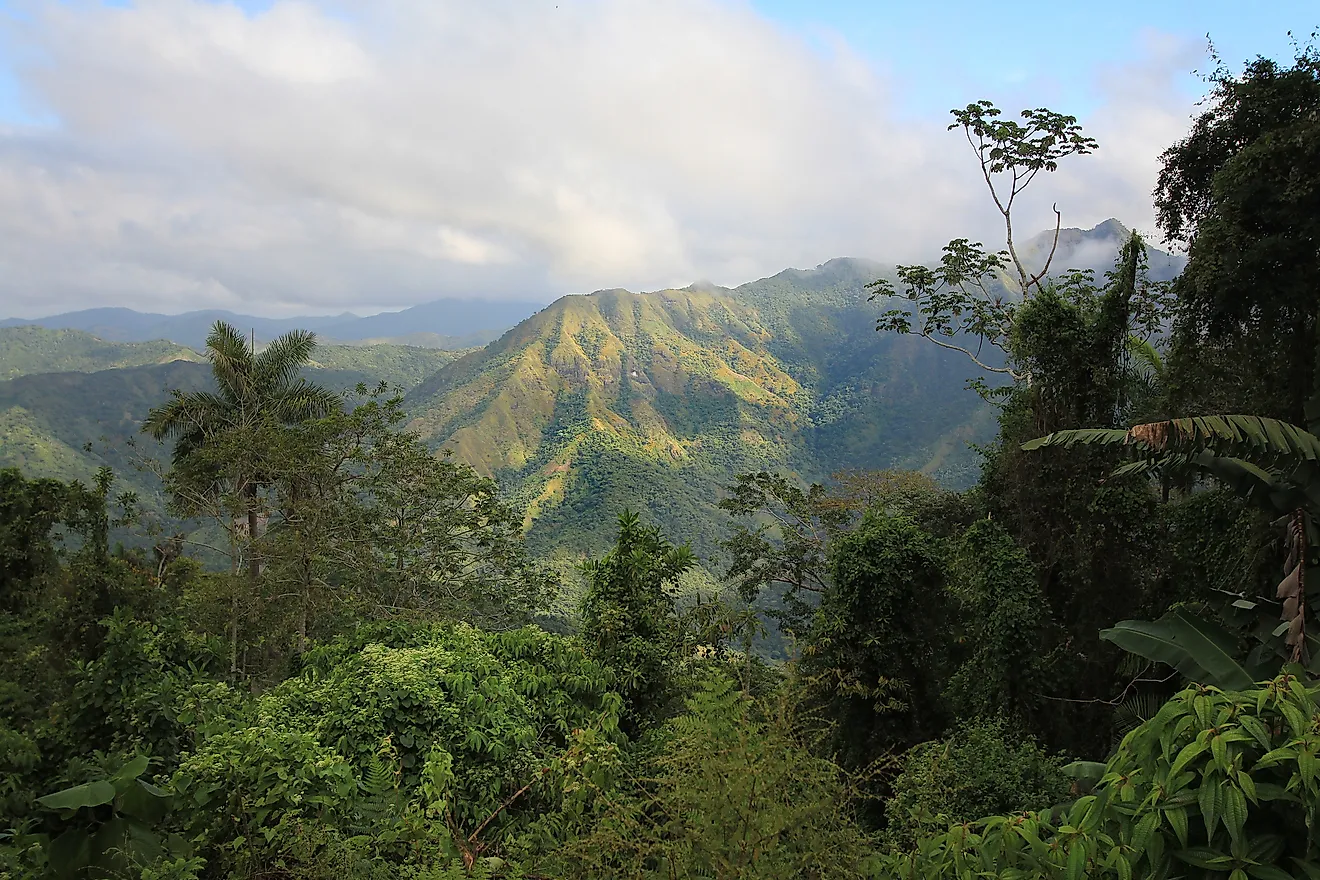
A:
0 0 1204 317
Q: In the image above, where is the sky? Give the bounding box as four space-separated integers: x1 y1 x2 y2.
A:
0 1 1314 318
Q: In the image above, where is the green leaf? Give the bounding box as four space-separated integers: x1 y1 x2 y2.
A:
1065 838 1087 880
1102 610 1255 691
1238 714 1273 750
1170 740 1209 779
1131 811 1160 851
118 779 171 825
1165 805 1189 848
37 780 117 812
1212 733 1229 771
1062 761 1108 782
1222 785 1247 841
110 755 150 787
1198 779 1220 840
1176 847 1234 870
46 829 92 878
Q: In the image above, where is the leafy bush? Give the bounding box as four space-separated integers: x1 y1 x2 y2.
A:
553 674 878 880
249 624 622 868
883 718 1072 851
170 727 357 878
886 674 1320 879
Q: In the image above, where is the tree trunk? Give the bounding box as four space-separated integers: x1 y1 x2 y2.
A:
229 529 239 678
247 505 262 583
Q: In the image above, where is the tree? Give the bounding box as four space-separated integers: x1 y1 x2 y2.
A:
1155 45 1320 424
1025 414 1320 686
805 510 952 763
870 101 1098 377
554 675 878 880
579 511 695 732
720 470 971 642
252 389 553 654
143 321 338 673
942 519 1060 725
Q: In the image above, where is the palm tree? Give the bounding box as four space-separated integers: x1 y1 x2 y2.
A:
144 321 339 671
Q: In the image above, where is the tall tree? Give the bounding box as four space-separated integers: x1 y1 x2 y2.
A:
871 101 1098 378
580 511 695 733
1155 46 1320 424
143 321 337 672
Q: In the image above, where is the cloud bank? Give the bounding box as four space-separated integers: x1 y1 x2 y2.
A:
0 0 1201 317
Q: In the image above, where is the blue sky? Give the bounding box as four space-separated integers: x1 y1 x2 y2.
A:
751 0 1315 116
0 0 1314 317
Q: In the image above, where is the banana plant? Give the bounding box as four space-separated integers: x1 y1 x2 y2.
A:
1023 414 1320 686
33 755 189 879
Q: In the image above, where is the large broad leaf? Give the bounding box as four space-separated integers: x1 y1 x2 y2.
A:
1022 428 1129 452
1026 416 1320 470
38 780 116 813
1061 761 1107 782
46 829 92 879
109 755 150 788
117 779 171 825
1101 608 1256 691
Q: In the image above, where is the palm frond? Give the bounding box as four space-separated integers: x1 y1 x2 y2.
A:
1128 416 1320 463
143 391 231 440
1021 429 1129 452
1125 335 1164 381
273 380 342 423
205 321 255 402
255 329 319 391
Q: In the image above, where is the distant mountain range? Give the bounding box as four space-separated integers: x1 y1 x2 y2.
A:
0 219 1183 565
0 298 551 351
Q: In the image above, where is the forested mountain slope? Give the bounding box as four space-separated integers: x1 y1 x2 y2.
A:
405 257 993 558
0 326 203 380
0 344 468 499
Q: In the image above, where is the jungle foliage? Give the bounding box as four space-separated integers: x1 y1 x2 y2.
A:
3 39 1320 880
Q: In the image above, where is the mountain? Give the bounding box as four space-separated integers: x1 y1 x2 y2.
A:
308 344 472 390
1 298 549 351
0 361 214 493
404 257 995 560
1018 219 1186 282
0 343 469 501
0 326 203 380
0 308 353 350
318 299 549 344
0 218 1173 564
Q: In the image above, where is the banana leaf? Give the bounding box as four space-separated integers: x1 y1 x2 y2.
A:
1101 608 1256 691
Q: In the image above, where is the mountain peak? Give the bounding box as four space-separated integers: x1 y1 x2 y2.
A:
1087 218 1129 240
1018 218 1183 282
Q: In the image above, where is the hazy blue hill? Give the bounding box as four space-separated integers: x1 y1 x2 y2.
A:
3 298 549 351
318 298 548 343
0 326 203 380
0 308 353 350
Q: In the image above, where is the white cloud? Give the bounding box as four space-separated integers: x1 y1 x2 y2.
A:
0 0 1199 317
